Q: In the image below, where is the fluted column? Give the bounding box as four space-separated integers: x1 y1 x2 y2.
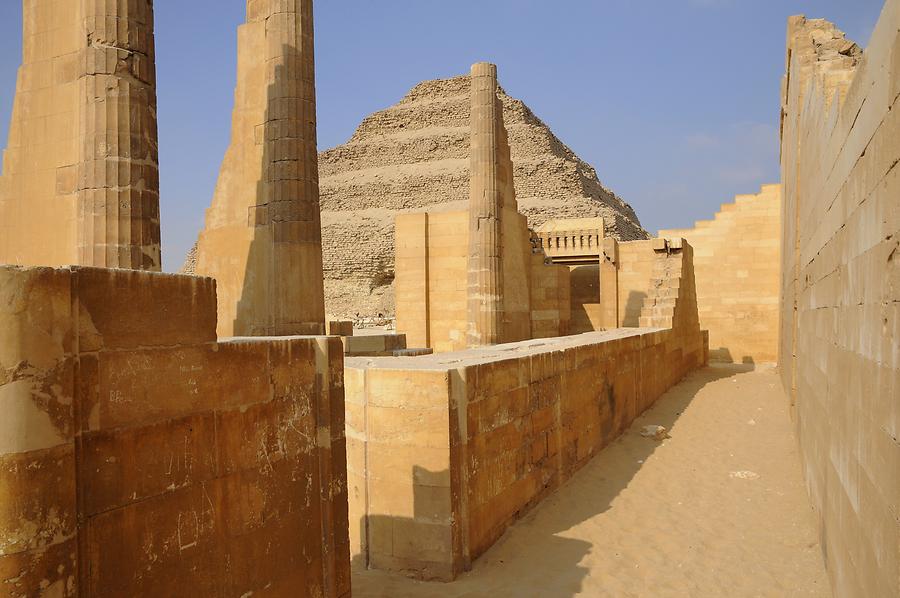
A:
467 62 504 347
252 0 325 335
77 0 161 270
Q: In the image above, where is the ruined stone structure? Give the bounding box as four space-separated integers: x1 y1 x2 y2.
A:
660 184 782 363
180 72 648 322
0 266 350 596
191 0 326 337
533 218 605 265
779 6 899 597
0 3 350 596
533 218 607 333
533 194 784 359
395 63 571 352
309 73 648 320
4 0 899 595
0 0 161 270
348 239 707 581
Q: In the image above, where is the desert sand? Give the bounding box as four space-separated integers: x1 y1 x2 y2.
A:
352 364 831 597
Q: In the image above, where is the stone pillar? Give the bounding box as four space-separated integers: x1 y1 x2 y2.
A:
192 0 325 337
0 0 161 270
466 62 504 347
77 0 161 270
254 0 324 335
395 212 431 349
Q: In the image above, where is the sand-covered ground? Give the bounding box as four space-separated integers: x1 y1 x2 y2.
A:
352 364 831 597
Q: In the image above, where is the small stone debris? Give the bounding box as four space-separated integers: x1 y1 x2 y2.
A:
729 471 761 480
640 425 670 441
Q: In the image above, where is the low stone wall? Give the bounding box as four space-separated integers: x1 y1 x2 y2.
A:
0 266 350 597
347 272 707 580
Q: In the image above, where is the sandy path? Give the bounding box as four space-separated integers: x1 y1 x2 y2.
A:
352 364 831 597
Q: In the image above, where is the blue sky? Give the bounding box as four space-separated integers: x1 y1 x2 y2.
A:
0 1 884 271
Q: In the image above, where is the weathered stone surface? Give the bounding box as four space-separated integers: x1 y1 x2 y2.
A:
329 320 354 337
780 8 899 598
190 0 326 337
342 333 409 357
0 266 350 597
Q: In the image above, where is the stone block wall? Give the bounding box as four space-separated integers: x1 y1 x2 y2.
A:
780 6 899 597
348 241 707 581
529 252 572 339
638 239 701 334
567 263 603 333
615 241 660 327
659 184 781 363
0 266 350 597
395 211 467 352
614 239 698 331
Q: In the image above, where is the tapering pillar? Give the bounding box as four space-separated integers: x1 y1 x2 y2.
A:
0 0 161 270
192 0 325 337
466 62 504 347
257 0 325 336
77 0 161 270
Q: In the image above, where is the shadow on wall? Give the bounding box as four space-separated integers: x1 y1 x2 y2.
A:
622 290 647 327
569 265 600 334
710 347 757 366
351 465 460 574
233 48 279 335
353 366 740 596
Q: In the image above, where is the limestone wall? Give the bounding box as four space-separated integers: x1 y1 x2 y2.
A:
349 241 707 581
659 184 781 363
616 240 668 327
0 0 161 270
0 266 350 596
395 211 467 351
530 252 572 339
500 209 537 344
779 6 899 597
567 264 602 333
638 240 702 334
